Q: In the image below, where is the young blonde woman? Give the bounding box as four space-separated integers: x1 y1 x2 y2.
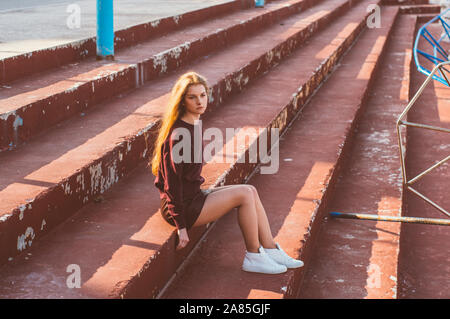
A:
151 71 303 274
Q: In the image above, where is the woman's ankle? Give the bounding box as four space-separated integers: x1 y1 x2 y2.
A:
246 246 260 253
261 241 277 249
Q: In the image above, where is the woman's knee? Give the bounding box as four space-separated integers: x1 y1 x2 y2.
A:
247 185 258 198
241 184 258 202
236 185 255 204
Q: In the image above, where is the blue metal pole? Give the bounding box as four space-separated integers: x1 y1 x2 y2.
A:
255 0 265 8
96 0 114 60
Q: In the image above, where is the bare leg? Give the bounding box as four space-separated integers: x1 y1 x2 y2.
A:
194 185 302 272
247 185 277 249
192 185 260 252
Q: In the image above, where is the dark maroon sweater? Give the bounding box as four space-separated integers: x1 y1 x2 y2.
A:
154 118 205 229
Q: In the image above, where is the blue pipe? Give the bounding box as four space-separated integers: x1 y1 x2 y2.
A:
96 0 114 59
255 0 264 8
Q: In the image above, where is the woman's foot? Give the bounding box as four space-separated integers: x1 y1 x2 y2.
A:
242 247 287 274
264 243 304 269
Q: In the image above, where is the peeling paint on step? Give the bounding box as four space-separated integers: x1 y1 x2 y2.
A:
0 213 13 222
62 181 71 195
17 227 35 252
76 173 85 192
173 15 181 25
18 204 27 221
150 20 160 28
13 115 23 129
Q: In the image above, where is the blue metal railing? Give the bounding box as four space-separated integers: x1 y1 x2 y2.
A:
414 8 450 86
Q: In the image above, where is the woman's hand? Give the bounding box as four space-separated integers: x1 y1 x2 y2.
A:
176 228 190 250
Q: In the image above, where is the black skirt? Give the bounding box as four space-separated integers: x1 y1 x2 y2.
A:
160 189 211 230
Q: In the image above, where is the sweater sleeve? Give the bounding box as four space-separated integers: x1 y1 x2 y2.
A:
161 134 186 230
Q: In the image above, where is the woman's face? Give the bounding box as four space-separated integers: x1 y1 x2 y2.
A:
183 84 208 116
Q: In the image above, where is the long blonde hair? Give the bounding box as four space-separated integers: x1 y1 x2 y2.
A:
150 71 209 176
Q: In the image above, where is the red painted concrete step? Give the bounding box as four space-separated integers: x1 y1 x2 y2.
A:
299 13 416 299
382 0 428 5
0 0 254 86
0 0 360 266
399 4 440 14
161 6 399 299
0 0 378 298
416 14 439 24
0 0 358 268
0 0 318 152
397 22 450 299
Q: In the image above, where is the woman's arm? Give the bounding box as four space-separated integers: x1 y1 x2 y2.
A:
162 137 187 230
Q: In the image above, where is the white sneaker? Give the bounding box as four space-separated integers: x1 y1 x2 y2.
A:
264 243 304 269
242 246 287 274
